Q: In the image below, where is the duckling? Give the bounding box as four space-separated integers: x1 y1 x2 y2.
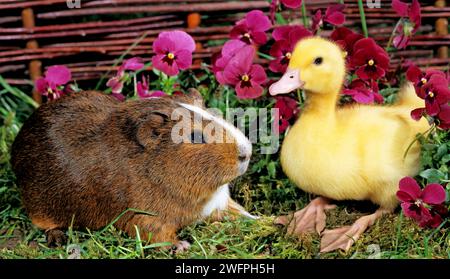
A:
269 37 430 252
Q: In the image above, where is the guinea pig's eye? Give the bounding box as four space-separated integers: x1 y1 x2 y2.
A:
190 131 206 144
313 57 323 65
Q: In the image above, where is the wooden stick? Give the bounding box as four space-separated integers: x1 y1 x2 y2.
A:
435 0 448 59
0 15 176 34
36 2 270 19
0 21 184 40
21 8 42 104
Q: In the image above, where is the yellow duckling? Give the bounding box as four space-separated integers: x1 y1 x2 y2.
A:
269 37 430 252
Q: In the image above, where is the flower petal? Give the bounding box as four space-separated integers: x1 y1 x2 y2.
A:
411 107 425 121
152 54 179 76
235 80 263 99
392 0 409 17
249 64 267 84
173 49 193 70
406 65 422 83
35 78 48 94
280 0 302 9
45 65 72 85
398 177 422 201
159 30 195 53
421 183 446 205
245 10 271 32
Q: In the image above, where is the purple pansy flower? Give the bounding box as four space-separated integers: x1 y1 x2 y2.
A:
222 46 267 99
152 30 195 76
230 10 271 45
35 65 72 101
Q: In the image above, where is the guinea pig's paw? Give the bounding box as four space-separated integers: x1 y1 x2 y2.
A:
45 229 67 248
171 240 191 254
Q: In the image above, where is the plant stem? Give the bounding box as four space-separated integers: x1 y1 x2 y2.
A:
95 31 149 90
301 1 308 28
357 0 368 37
403 124 435 160
386 19 403 51
338 0 344 3
257 51 274 60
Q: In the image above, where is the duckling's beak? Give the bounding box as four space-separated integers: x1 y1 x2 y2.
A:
269 68 304 96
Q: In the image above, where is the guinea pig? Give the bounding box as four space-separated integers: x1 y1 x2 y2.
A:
11 89 255 251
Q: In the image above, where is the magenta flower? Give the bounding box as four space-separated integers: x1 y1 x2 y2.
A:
35 65 72 101
230 10 271 45
280 0 302 9
330 27 364 56
406 65 446 97
311 4 346 33
136 77 166 99
269 25 312 73
274 96 300 133
413 74 450 117
351 38 390 80
120 57 144 72
436 104 450 130
396 177 447 228
343 79 383 104
222 46 267 99
152 30 195 76
213 39 247 85
269 0 278 24
107 57 144 95
392 0 421 49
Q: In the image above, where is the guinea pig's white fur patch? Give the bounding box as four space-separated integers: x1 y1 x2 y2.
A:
178 102 252 159
201 184 230 217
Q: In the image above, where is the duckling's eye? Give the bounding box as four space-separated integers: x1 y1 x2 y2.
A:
313 57 323 65
190 131 206 144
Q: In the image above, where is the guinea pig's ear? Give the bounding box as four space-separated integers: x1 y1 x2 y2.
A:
136 111 170 148
176 88 204 105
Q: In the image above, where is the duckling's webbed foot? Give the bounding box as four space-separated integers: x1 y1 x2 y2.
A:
320 208 389 253
274 197 336 235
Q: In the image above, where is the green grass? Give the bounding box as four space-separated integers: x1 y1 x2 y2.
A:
1 157 449 259
0 78 449 259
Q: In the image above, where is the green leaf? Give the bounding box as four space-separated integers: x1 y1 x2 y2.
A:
441 154 450 164
267 161 277 178
419 169 446 184
435 144 447 160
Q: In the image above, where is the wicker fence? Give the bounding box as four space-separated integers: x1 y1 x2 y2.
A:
0 0 448 103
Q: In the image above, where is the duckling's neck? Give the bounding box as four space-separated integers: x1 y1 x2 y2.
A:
302 90 339 123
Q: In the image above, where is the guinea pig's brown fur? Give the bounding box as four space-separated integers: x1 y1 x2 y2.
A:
11 90 253 246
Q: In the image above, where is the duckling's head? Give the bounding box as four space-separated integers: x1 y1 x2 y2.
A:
269 37 346 96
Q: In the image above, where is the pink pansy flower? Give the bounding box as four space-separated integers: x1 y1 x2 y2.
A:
152 30 195 76
311 4 346 33
222 46 267 99
120 57 145 72
230 10 271 45
274 96 300 133
35 65 72 101
106 57 144 95
396 177 447 228
269 25 312 73
213 39 247 84
136 78 167 99
392 0 421 49
343 79 383 104
351 38 390 80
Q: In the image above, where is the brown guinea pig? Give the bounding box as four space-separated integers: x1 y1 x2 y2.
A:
11 89 255 250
